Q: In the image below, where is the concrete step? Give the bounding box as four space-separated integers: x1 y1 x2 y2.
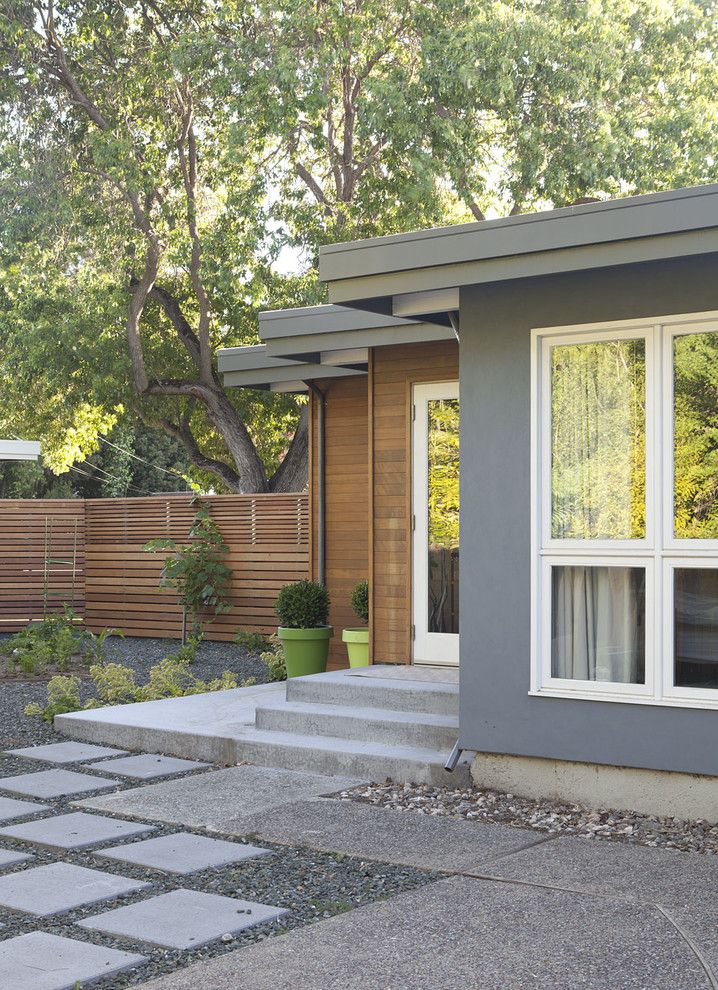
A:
255 700 459 750
287 671 459 716
230 726 470 788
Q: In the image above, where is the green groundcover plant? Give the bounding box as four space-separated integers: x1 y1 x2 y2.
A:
0 609 120 676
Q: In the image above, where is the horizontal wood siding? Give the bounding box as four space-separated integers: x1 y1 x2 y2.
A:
0 500 85 630
311 376 369 665
0 495 308 640
84 495 308 640
371 341 459 663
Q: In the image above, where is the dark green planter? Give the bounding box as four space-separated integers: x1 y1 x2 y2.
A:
278 626 333 677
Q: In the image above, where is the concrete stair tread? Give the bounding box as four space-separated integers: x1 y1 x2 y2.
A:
293 671 459 696
255 700 459 729
233 725 454 765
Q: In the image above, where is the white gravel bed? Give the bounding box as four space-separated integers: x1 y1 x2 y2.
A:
343 781 718 856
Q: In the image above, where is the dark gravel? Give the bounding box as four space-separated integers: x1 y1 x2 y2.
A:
0 752 437 988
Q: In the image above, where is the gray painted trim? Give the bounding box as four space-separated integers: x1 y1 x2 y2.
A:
0 439 41 461
320 183 718 283
223 363 364 389
326 228 718 305
258 303 418 340
263 321 456 359
217 344 300 374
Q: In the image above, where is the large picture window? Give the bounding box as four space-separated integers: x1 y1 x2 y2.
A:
533 313 718 709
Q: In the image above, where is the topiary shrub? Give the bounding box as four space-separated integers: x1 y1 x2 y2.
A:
351 580 369 624
275 580 330 629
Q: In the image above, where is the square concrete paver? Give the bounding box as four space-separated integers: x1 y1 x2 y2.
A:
7 741 128 764
0 848 33 869
75 766 377 831
0 861 149 916
0 796 51 822
0 931 147 990
96 831 271 875
79 888 289 949
84 753 209 780
130 876 708 990
0 768 119 799
0 811 156 850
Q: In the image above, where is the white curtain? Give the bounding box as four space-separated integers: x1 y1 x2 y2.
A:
552 566 644 683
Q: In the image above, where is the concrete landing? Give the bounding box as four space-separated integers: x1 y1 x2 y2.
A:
56 668 467 785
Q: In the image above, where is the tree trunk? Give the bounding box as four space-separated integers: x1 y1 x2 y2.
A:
269 405 309 492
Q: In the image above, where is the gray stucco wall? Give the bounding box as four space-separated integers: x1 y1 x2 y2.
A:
459 253 718 776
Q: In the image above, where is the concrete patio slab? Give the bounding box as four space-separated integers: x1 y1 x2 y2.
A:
7 741 128 764
0 811 156 850
0 796 51 822
133 875 710 990
480 834 718 914
78 888 289 949
0 861 148 916
83 753 209 780
0 848 33 869
0 931 146 990
55 681 286 763
96 832 271 875
222 798 547 872
76 766 365 830
0 768 118 799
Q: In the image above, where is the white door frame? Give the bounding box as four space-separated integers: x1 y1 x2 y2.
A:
412 381 460 666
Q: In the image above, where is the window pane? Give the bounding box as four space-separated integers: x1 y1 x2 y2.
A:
674 332 718 538
427 398 459 634
551 339 645 539
674 569 718 690
551 566 646 683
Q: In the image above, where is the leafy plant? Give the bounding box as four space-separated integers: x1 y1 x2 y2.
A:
351 580 369 624
83 627 123 664
234 629 267 652
276 580 330 629
259 637 287 682
145 502 232 641
24 675 82 723
1 608 90 676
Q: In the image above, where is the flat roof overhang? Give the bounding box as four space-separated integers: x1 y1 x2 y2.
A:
217 344 367 392
0 440 41 461
258 304 455 359
318 183 718 315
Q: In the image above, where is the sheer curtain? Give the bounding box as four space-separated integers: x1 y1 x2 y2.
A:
552 566 645 683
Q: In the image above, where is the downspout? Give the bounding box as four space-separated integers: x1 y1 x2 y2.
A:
305 383 326 586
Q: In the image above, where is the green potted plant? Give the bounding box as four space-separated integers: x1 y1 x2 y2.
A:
276 580 332 677
342 579 369 667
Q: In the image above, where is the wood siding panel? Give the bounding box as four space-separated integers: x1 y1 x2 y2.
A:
311 376 369 665
370 341 459 664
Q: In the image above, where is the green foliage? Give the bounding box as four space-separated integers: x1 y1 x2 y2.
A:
234 629 268 652
351 581 369 625
25 653 253 722
259 637 287 682
276 580 330 629
145 503 232 638
428 400 460 550
1 609 92 675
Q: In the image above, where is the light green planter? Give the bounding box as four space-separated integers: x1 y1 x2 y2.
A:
342 627 369 667
278 626 333 678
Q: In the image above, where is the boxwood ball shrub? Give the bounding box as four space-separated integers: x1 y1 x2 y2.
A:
276 580 330 629
351 580 369 624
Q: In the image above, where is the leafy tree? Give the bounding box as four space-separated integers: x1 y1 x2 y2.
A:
1 0 717 496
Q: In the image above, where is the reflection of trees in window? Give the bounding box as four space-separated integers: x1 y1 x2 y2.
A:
674 333 718 539
551 340 645 540
428 398 459 634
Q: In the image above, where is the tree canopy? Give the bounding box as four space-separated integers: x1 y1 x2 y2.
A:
1 0 716 492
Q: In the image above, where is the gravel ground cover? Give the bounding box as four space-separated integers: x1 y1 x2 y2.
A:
343 781 718 856
0 749 436 988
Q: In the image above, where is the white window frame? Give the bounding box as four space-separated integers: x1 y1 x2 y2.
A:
531 310 718 711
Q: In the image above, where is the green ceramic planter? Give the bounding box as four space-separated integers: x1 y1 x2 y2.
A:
278 625 333 677
342 627 369 667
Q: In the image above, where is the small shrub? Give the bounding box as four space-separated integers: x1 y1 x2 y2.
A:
2 609 119 676
234 629 267 652
351 580 369 624
89 663 140 706
276 580 330 629
260 637 287 682
24 675 81 723
83 627 123 664
165 635 202 666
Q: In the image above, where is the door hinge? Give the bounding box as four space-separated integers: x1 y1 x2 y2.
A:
412 403 416 421
411 624 416 640
411 513 416 531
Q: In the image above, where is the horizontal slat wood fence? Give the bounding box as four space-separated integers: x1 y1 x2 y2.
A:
0 495 308 640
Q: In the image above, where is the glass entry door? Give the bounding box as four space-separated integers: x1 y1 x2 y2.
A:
412 382 460 665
